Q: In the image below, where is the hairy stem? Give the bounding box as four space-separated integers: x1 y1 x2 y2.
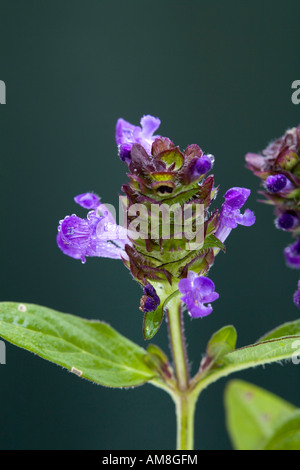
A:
166 297 196 450
166 297 189 391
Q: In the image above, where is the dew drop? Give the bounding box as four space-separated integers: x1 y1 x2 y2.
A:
207 154 215 165
18 304 27 312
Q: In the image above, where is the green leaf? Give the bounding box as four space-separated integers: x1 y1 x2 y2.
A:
143 304 165 341
258 318 300 342
222 336 300 370
225 380 296 450
193 335 300 398
0 302 157 388
205 325 237 367
143 287 180 340
202 234 226 252
263 410 300 450
159 148 184 170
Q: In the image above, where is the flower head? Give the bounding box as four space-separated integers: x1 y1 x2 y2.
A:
178 272 219 318
57 115 256 333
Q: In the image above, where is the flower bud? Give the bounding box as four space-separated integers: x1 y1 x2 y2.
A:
265 174 289 193
190 155 213 180
276 211 298 231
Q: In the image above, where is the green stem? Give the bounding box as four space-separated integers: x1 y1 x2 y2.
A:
174 393 196 450
166 297 189 391
166 297 196 450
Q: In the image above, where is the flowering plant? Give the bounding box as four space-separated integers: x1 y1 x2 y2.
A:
0 116 300 450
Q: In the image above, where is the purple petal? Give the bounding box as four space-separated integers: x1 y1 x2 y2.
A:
178 278 193 294
284 240 300 269
96 221 129 248
140 115 161 138
59 215 90 247
235 208 256 227
293 280 300 309
187 271 198 282
276 212 298 231
96 203 117 225
202 291 220 303
88 241 126 259
56 231 84 261
190 155 213 180
219 206 239 229
118 143 132 163
115 118 138 146
193 276 216 297
215 188 255 243
265 174 288 193
224 187 251 209
74 193 100 210
188 303 213 318
115 115 161 157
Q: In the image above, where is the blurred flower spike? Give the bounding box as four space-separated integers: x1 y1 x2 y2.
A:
246 124 300 308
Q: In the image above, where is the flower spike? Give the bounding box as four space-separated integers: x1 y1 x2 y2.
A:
57 115 255 329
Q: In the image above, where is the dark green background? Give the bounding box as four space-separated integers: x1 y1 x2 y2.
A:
0 0 299 450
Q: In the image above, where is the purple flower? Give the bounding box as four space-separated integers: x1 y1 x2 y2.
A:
178 272 219 318
57 193 130 263
140 284 161 313
265 174 293 194
190 154 213 180
293 281 300 309
215 187 256 243
115 115 161 160
276 212 299 231
284 239 300 269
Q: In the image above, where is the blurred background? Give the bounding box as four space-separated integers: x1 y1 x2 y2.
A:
0 0 299 450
